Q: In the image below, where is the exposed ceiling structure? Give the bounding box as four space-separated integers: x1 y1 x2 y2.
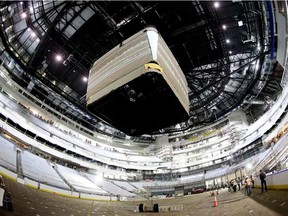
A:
0 1 279 140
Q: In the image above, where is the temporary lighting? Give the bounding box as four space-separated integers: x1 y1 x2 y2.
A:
222 25 227 30
31 32 36 37
214 2 220 8
229 51 232 54
55 55 62 62
226 39 230 44
83 77 88 82
238 20 243 26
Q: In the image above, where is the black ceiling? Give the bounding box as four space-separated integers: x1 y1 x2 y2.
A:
0 1 274 138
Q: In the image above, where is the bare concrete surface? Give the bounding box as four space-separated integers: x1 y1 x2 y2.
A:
1 177 288 216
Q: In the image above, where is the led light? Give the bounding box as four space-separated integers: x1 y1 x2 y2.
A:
226 39 230 44
214 2 220 8
31 32 36 37
238 20 243 26
222 25 226 30
83 77 88 82
229 51 232 54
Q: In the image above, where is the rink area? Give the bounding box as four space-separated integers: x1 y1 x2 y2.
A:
0 176 288 216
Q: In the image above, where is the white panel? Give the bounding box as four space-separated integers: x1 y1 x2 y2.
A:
40 184 74 196
276 13 286 67
24 177 38 188
80 193 111 200
0 188 4 207
18 29 30 44
12 19 27 33
63 25 77 38
71 17 85 30
80 7 94 21
0 136 17 171
17 178 25 184
147 29 159 60
0 166 17 179
27 38 39 54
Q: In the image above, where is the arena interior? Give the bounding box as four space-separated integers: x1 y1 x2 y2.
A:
0 1 288 216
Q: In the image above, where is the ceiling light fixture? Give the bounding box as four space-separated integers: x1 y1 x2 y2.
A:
238 20 243 26
55 55 62 62
21 12 27 18
214 2 220 8
222 25 226 30
226 39 230 44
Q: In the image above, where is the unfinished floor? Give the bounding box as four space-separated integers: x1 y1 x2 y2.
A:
0 177 288 216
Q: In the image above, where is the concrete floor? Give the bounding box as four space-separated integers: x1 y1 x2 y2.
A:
1 177 288 216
